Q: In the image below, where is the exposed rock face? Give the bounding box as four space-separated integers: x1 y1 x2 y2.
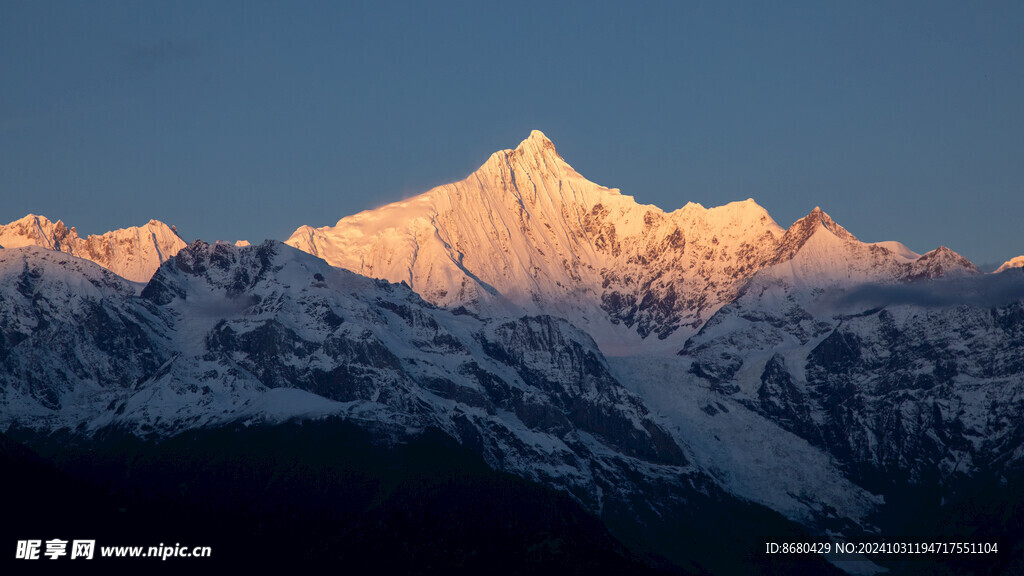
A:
2 240 895 573
676 249 1024 491
0 214 186 282
0 241 692 514
286 132 976 356
4 132 1017 575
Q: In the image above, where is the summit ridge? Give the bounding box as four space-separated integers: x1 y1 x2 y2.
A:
286 132 977 355
0 215 186 282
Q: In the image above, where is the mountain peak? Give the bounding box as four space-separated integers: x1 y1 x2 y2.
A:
472 130 580 189
995 255 1024 273
816 207 858 239
0 214 186 282
908 245 980 279
770 207 858 264
795 206 856 242
507 129 563 164
14 213 50 225
0 214 68 251
805 206 833 220
524 129 552 145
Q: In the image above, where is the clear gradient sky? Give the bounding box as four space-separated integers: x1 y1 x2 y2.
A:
2 1 1022 268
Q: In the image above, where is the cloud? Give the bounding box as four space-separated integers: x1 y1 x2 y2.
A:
826 270 1024 310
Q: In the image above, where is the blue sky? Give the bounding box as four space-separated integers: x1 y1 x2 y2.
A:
2 1 1022 267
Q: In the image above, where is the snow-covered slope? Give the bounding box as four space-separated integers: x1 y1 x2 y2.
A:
0 241 891 560
287 131 789 355
0 214 186 282
4 226 1019 574
0 246 163 422
606 354 881 529
655 205 1023 527
679 205 980 389
286 132 977 357
677 237 1023 490
765 208 977 287
0 241 696 513
996 255 1024 273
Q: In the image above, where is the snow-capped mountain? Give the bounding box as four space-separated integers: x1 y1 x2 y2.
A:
678 206 981 386
0 240 887 573
4 133 1019 574
286 131 977 356
674 233 1024 494
0 214 186 282
765 207 978 287
996 255 1024 273
0 241 691 508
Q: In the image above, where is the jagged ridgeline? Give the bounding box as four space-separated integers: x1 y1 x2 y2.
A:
0 215 186 282
1 240 840 574
285 131 978 356
3 132 1023 574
